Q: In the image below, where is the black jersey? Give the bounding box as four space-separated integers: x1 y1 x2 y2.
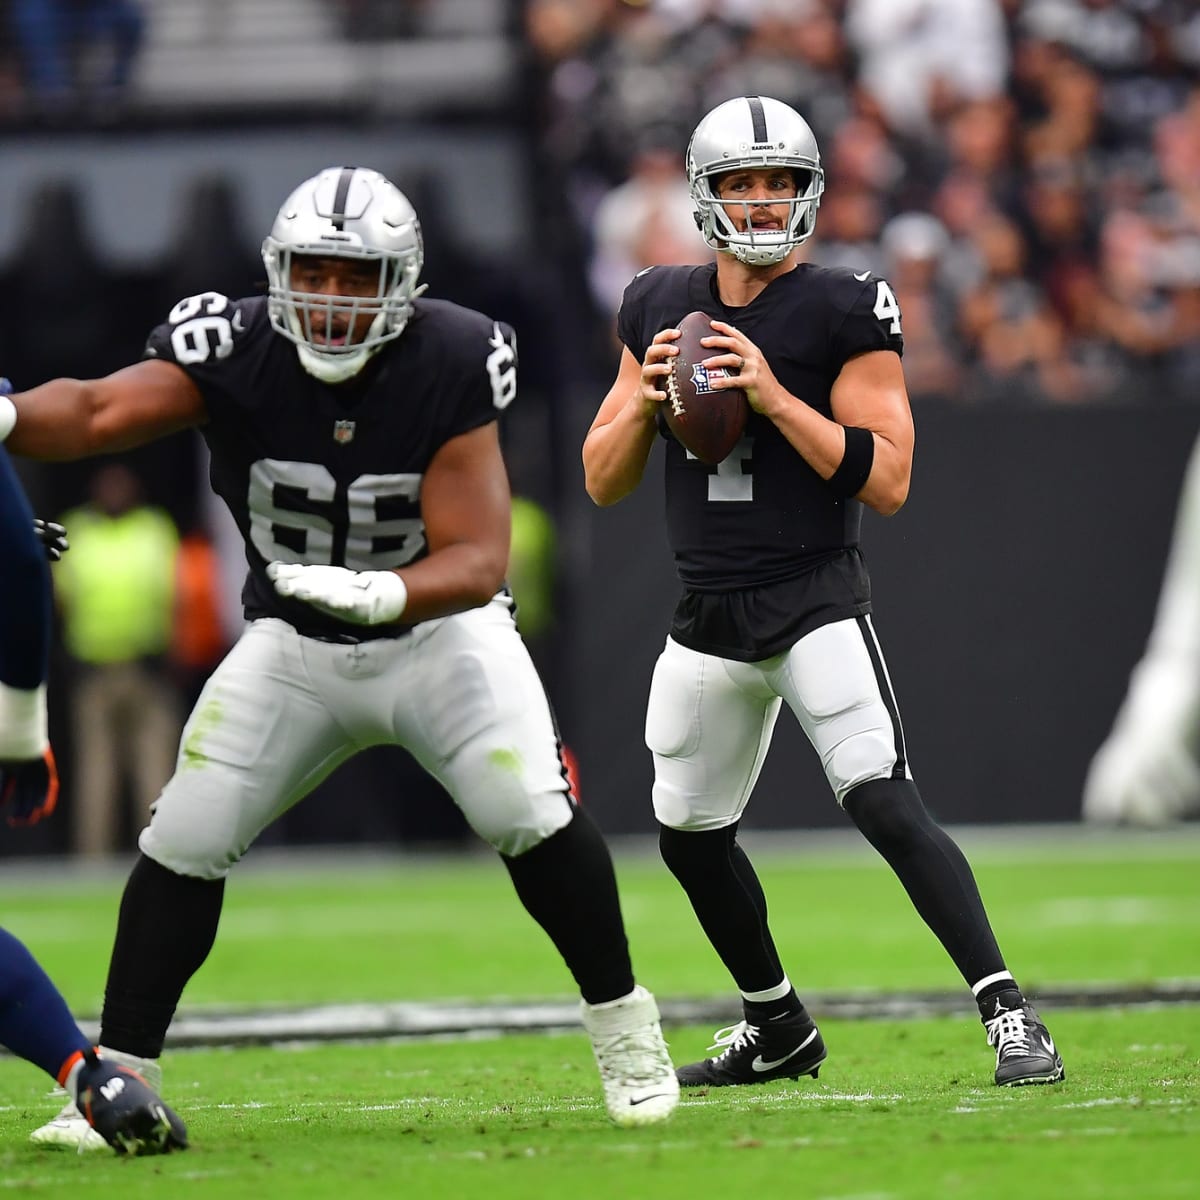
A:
145 292 517 640
616 261 904 660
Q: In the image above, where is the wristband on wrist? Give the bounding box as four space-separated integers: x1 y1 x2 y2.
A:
826 425 875 498
0 395 15 443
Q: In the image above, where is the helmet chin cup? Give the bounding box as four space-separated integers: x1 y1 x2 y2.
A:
294 341 377 384
727 243 792 267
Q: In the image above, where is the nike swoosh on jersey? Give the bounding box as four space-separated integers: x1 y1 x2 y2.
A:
853 271 871 281
751 1027 819 1072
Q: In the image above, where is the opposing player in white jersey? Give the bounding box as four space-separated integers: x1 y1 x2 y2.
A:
584 97 1064 1089
1 167 678 1141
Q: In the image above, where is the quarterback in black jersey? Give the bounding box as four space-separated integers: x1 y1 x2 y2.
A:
584 97 1064 1089
3 167 677 1135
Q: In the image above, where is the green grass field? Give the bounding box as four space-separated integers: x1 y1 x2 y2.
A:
1 826 1197 1198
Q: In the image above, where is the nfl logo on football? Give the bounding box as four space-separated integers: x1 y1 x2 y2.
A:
690 363 720 395
332 419 356 445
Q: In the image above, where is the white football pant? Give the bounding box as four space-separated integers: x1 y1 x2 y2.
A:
140 598 573 878
646 615 911 830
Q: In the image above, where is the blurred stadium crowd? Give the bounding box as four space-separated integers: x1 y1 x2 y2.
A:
529 0 1200 406
0 1 1195 413
1 0 1198 852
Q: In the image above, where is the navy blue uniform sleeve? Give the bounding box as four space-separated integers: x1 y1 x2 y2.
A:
0 450 49 688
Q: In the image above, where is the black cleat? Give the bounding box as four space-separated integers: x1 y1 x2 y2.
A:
75 1051 189 1155
984 1000 1065 1086
676 1012 826 1087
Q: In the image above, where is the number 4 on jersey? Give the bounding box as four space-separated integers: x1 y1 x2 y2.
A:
873 280 902 336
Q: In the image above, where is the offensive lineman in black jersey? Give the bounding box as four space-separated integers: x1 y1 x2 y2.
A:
583 97 1064 1089
2 167 678 1137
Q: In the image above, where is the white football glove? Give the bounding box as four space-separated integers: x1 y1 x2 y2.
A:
267 562 408 626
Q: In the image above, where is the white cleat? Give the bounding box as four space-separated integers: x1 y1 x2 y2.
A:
582 984 680 1127
29 1098 109 1152
30 1049 162 1152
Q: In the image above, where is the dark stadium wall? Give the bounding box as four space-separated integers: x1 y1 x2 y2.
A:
568 401 1200 835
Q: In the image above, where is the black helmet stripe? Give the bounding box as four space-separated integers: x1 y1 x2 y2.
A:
330 167 355 231
746 97 768 143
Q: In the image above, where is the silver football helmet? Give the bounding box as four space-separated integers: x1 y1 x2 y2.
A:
262 166 425 383
687 96 824 267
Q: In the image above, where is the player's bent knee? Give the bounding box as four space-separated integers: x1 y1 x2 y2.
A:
137 781 256 880
472 795 573 857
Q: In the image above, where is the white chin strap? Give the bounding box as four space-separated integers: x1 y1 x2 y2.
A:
294 342 378 384
724 239 793 267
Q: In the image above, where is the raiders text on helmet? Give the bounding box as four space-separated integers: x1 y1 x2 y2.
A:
262 167 426 383
687 97 825 267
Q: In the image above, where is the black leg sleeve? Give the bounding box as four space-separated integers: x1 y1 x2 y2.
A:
659 822 787 993
843 778 1008 986
502 809 635 1006
100 854 226 1059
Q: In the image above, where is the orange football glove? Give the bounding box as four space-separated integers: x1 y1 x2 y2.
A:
0 746 59 826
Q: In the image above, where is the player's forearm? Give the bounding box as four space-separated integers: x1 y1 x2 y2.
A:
583 401 658 506
5 379 103 460
853 433 910 515
760 387 910 515
397 543 508 623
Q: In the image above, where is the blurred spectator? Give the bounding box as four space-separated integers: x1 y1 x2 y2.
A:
844 0 1009 142
9 0 144 118
54 462 182 858
701 1 854 148
587 129 708 315
880 212 963 401
509 493 558 681
1083 429 1200 826
956 211 1084 403
1084 209 1188 397
811 185 884 274
169 528 233 710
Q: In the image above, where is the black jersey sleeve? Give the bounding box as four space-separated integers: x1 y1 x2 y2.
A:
423 303 518 442
826 269 905 366
615 266 668 361
143 291 255 379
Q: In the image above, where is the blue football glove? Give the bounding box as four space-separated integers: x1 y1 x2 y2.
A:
0 747 59 826
33 518 68 561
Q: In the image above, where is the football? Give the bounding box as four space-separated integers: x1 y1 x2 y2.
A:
661 311 749 465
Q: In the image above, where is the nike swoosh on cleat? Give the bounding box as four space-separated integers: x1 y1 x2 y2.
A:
629 1092 675 1106
751 1028 819 1072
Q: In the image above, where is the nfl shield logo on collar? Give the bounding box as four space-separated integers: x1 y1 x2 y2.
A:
333 419 356 445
